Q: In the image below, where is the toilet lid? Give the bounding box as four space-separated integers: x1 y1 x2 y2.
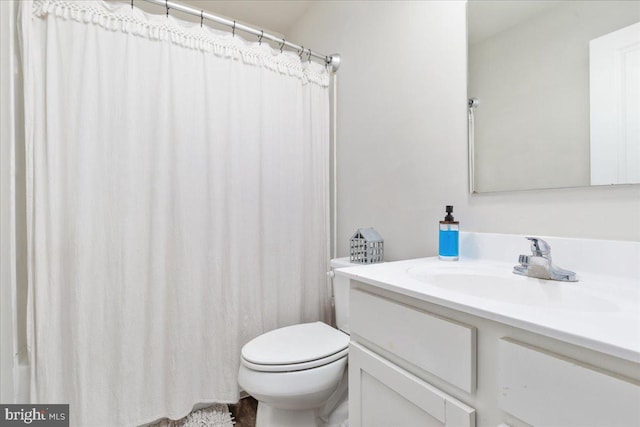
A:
241 322 349 367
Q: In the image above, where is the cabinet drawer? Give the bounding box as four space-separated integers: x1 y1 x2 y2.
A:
350 288 476 393
499 338 640 427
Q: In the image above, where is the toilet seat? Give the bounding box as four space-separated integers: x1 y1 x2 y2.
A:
242 347 348 372
241 322 349 373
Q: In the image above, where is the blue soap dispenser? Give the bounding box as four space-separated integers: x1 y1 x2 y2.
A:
439 205 459 261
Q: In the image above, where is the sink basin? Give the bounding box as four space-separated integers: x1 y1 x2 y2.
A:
407 264 619 312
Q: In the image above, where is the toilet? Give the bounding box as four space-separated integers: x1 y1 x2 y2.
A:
237 257 356 427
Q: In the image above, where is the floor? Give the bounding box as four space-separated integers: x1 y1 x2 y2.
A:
229 397 258 427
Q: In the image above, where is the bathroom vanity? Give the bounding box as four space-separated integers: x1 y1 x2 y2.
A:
337 232 640 427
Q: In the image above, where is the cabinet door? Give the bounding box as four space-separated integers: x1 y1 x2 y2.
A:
349 342 475 427
499 338 640 427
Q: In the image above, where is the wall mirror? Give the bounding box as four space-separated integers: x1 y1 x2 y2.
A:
467 0 640 193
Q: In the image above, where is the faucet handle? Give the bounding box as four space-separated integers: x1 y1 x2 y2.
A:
525 237 551 256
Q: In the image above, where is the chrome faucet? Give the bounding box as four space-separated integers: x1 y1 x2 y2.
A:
513 237 577 282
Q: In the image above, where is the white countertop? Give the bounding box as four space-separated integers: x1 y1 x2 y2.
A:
336 254 640 363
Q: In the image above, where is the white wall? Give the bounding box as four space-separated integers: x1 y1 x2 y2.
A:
287 0 640 261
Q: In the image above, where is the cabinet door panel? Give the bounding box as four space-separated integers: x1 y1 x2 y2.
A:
361 371 444 427
499 338 640 427
350 342 475 427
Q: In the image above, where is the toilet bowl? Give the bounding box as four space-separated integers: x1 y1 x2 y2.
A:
238 322 349 426
237 258 357 427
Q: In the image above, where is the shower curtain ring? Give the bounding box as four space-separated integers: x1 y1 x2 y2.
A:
130 0 133 9
298 47 304 58
258 30 263 45
200 10 204 27
279 38 285 53
307 48 312 63
232 20 236 37
165 0 169 17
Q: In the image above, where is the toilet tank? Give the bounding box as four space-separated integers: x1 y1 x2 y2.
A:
330 257 359 334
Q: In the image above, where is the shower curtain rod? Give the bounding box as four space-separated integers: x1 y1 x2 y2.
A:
139 0 341 71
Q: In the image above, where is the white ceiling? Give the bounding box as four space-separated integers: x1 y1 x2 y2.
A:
129 0 314 37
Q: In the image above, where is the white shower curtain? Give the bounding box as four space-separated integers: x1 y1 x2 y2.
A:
20 1 330 425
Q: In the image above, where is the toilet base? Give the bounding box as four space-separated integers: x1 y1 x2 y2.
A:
255 397 349 427
256 402 319 427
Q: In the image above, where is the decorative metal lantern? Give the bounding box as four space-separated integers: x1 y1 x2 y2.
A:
350 227 384 264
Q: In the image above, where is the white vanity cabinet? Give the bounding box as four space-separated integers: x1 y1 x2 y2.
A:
347 280 640 427
349 288 477 427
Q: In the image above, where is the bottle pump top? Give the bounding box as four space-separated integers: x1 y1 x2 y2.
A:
442 205 458 223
